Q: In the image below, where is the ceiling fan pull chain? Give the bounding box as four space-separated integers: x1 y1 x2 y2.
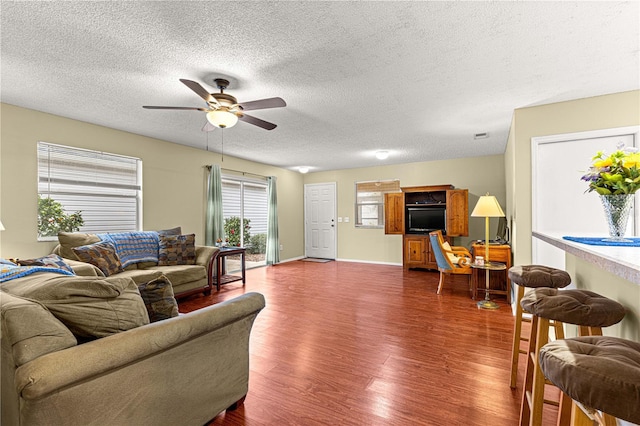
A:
221 128 224 162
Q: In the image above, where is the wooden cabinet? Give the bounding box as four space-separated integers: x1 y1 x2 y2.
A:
384 184 469 270
384 192 404 234
446 189 468 237
403 234 445 270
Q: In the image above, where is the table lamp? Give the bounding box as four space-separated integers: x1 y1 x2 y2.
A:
471 193 505 310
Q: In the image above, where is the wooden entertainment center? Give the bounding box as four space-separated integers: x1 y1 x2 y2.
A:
384 184 469 270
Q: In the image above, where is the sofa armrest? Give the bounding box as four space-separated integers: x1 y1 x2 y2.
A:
195 245 218 267
15 292 265 400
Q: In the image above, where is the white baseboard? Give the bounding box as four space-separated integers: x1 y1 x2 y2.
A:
335 258 403 267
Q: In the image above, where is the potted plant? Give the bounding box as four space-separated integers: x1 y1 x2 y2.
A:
581 144 639 241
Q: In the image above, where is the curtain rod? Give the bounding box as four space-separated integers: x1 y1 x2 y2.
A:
205 165 268 179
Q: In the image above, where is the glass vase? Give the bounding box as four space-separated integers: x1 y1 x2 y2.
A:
599 194 634 242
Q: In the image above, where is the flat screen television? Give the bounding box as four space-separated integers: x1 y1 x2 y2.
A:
406 206 446 234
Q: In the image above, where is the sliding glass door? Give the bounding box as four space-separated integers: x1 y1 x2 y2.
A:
222 176 268 269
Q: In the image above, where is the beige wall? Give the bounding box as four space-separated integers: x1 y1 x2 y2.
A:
507 90 640 265
506 90 640 340
0 103 304 260
565 256 640 341
303 155 506 264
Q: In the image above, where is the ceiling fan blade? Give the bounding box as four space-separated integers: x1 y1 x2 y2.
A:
179 79 216 104
238 113 277 130
201 121 216 132
239 97 286 111
143 106 208 111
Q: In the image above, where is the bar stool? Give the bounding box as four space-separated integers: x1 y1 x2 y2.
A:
508 265 572 389
539 336 640 426
519 288 626 426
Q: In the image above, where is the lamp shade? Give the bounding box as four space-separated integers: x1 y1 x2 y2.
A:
471 194 505 217
206 110 238 129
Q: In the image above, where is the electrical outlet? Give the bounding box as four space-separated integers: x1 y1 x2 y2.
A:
279 244 283 251
338 217 343 222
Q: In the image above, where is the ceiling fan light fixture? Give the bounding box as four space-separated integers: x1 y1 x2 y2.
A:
206 109 238 129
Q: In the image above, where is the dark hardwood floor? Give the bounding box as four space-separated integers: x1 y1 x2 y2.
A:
178 261 556 425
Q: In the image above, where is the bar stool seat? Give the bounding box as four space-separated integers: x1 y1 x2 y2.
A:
519 288 626 426
508 265 571 389
520 288 627 331
539 336 640 425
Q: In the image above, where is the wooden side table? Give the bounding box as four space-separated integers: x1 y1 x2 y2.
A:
211 247 246 291
471 243 512 303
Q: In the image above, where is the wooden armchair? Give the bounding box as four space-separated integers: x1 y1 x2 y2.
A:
428 230 473 295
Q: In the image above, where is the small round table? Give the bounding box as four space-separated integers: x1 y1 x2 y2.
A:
471 261 507 309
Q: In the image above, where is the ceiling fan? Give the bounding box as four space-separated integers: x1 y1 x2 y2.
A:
143 78 286 131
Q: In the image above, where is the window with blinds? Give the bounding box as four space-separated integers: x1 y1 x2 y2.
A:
37 142 142 239
355 179 401 227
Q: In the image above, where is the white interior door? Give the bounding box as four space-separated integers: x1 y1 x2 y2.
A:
304 183 336 259
532 127 638 268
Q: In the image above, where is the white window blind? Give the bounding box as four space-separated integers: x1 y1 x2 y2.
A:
221 177 268 235
37 142 142 238
355 179 401 227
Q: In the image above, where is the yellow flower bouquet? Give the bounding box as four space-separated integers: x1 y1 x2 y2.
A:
581 144 640 195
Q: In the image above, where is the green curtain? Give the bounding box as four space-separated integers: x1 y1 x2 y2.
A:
205 165 225 246
266 176 279 265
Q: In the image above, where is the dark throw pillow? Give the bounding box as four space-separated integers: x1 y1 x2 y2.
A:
16 254 75 273
72 241 123 277
158 234 196 266
137 275 179 322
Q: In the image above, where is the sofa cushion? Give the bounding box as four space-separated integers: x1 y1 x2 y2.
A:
0 292 77 366
72 241 123 277
116 268 165 284
58 232 100 260
158 234 196 266
15 254 74 273
137 275 179 322
157 226 182 236
99 231 160 268
147 264 206 287
0 273 149 339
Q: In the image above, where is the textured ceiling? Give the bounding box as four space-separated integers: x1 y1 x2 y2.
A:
1 1 639 172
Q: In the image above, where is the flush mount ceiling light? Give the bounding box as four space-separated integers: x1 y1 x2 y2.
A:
206 109 238 129
298 166 309 174
375 150 389 160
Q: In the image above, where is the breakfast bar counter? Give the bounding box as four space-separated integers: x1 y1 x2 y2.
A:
533 231 640 341
532 231 640 285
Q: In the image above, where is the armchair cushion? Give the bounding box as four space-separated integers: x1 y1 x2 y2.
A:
442 242 460 265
